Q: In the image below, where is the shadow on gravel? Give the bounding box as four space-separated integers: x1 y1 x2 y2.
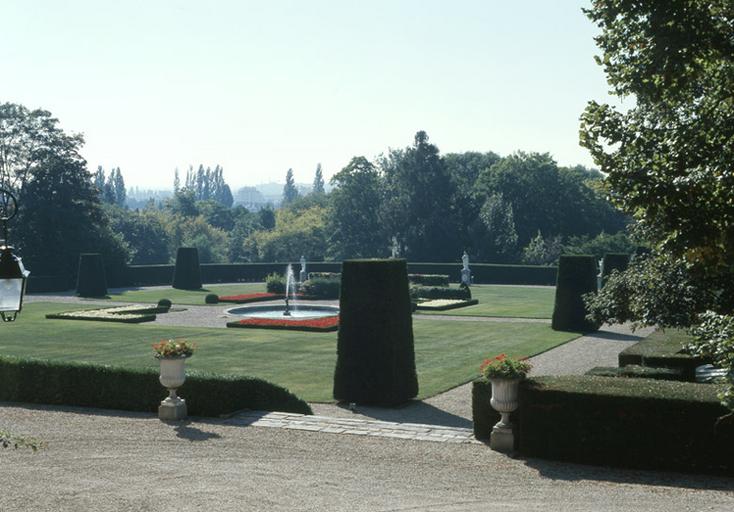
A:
171 421 222 442
334 401 472 429
521 457 734 491
587 330 646 343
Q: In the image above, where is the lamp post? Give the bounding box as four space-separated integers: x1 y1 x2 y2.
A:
0 188 30 322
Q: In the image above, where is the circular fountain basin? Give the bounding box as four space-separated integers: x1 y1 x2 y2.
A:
226 304 339 320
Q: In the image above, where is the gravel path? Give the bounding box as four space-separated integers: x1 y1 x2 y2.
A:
0 403 731 512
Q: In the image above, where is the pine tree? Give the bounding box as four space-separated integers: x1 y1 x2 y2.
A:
282 168 299 205
312 163 325 195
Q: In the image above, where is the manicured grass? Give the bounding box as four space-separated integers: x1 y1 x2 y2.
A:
417 284 555 318
103 283 266 305
4 303 580 402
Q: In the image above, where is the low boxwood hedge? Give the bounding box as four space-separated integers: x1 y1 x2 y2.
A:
300 277 340 300
618 332 710 380
585 365 686 381
516 376 732 474
0 355 312 417
415 299 479 311
408 274 450 287
410 286 471 300
472 379 500 440
46 305 164 323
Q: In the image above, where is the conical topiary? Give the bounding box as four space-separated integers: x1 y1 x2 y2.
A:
333 259 418 405
76 253 108 297
551 255 600 332
172 247 202 290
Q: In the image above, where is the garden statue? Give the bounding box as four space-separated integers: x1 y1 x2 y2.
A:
390 237 399 259
299 255 307 283
597 258 604 290
461 251 471 286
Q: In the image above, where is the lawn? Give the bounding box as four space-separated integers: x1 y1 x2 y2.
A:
103 283 267 305
3 303 580 402
417 284 555 318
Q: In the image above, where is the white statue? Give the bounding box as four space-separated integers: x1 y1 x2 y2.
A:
390 237 399 259
461 251 471 286
299 255 307 282
462 251 470 271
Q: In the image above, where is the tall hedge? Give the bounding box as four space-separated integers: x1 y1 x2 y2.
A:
601 253 630 285
76 253 108 297
333 259 418 405
552 255 600 332
172 247 202 290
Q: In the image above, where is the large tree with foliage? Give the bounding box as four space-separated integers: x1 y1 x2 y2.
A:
381 131 461 261
579 0 734 409
312 163 325 195
282 168 299 205
327 157 386 259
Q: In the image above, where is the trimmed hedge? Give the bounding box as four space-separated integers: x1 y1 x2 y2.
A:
516 376 732 474
76 253 108 297
308 272 341 280
172 247 202 290
300 277 340 300
551 255 599 332
472 379 501 440
415 299 479 311
618 335 709 380
408 274 450 287
27 275 72 293
0 355 312 416
333 259 418 405
407 262 557 285
205 293 219 304
585 365 686 381
410 286 471 300
45 304 165 323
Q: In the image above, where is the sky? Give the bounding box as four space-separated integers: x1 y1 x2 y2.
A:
2 0 618 190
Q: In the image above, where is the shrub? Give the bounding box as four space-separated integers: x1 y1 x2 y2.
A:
516 376 732 474
618 331 709 380
300 277 340 299
408 274 450 286
205 293 219 304
333 259 418 404
157 298 172 310
0 355 312 416
471 379 500 440
76 253 108 297
265 273 285 294
410 286 471 300
585 365 686 381
172 247 202 290
551 255 599 332
602 253 630 284
686 311 734 410
308 272 340 280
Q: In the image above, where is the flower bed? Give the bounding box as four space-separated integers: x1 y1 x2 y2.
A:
45 304 165 323
218 292 283 304
415 298 479 311
226 315 339 332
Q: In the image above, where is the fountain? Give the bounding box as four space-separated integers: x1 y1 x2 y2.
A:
226 263 338 321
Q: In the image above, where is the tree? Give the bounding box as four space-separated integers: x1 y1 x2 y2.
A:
381 131 461 262
282 168 299 205
245 206 327 261
312 163 325 195
112 167 126 207
579 1 734 409
476 193 518 262
327 157 386 259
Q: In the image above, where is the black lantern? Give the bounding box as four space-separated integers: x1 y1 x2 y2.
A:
0 188 29 322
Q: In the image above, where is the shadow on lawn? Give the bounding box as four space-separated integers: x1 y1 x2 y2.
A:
332 400 472 429
521 456 734 491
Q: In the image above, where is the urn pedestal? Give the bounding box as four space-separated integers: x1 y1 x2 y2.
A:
158 356 188 420
489 378 520 453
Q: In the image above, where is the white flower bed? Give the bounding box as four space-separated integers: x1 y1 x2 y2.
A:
46 304 159 323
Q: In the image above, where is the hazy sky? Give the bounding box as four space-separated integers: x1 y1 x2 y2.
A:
2 0 617 190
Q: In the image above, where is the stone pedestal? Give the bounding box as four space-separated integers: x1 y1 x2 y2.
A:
159 396 187 421
461 268 471 286
489 423 514 452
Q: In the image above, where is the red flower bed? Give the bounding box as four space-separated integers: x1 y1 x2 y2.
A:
218 292 282 304
226 315 339 332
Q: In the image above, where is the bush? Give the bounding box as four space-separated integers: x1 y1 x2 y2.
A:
0 355 312 416
516 376 732 474
172 247 202 290
300 277 340 299
308 272 341 280
157 298 172 310
265 273 285 294
618 331 709 380
551 255 599 332
585 365 686 381
76 253 108 297
333 259 418 404
410 286 471 300
471 379 500 440
408 274 450 286
602 253 630 283
205 293 219 304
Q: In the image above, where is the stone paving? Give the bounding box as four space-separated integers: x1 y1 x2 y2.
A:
229 410 479 444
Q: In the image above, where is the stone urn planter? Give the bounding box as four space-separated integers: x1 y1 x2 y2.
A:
489 378 520 452
153 339 195 421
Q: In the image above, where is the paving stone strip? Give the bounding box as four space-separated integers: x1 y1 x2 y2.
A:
228 410 479 444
